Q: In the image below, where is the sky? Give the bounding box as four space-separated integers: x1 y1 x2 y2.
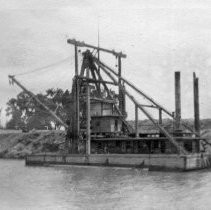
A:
0 0 211 125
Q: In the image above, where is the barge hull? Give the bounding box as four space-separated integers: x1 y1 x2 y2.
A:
25 153 211 171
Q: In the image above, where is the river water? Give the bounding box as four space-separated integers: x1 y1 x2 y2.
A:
0 159 211 210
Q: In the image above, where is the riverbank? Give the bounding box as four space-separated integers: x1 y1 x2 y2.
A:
1 128 211 159
0 131 65 159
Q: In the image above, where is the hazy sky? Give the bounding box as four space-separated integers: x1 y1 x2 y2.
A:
1 0 211 124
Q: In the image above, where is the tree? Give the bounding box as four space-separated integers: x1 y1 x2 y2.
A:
5 97 24 129
6 88 73 130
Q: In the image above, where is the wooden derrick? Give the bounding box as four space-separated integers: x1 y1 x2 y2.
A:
8 38 206 158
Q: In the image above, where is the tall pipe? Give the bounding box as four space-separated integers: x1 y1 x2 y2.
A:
193 73 200 135
175 72 181 131
86 70 91 155
118 56 122 113
118 57 126 117
75 45 80 139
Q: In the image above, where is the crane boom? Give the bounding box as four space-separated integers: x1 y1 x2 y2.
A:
8 75 68 128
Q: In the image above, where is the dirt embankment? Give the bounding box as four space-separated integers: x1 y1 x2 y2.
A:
0 131 66 159
0 128 211 159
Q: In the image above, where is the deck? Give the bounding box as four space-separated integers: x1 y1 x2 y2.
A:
25 153 211 171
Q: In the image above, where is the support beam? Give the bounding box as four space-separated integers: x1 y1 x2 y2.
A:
193 73 200 136
93 63 112 99
135 105 139 137
77 76 116 85
175 72 181 131
67 38 126 58
90 68 101 96
86 70 91 155
93 57 173 117
140 104 157 109
159 108 162 125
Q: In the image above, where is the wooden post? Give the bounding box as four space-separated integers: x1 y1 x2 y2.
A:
175 72 181 131
118 56 125 133
193 73 200 135
86 69 91 155
75 45 80 139
75 45 78 75
118 56 126 121
159 108 162 125
135 104 139 137
118 56 122 113
118 56 121 85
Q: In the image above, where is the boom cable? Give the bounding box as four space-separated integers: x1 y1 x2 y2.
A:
14 56 72 77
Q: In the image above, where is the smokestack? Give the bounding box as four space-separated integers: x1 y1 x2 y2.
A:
175 72 181 131
193 73 200 136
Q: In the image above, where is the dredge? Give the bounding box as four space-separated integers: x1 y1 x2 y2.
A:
9 39 211 171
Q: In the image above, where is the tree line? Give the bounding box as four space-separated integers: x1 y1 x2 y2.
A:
6 88 73 130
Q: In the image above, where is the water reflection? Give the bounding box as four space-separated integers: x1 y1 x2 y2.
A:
0 160 211 210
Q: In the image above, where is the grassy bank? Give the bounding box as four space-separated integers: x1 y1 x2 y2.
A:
0 131 65 159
